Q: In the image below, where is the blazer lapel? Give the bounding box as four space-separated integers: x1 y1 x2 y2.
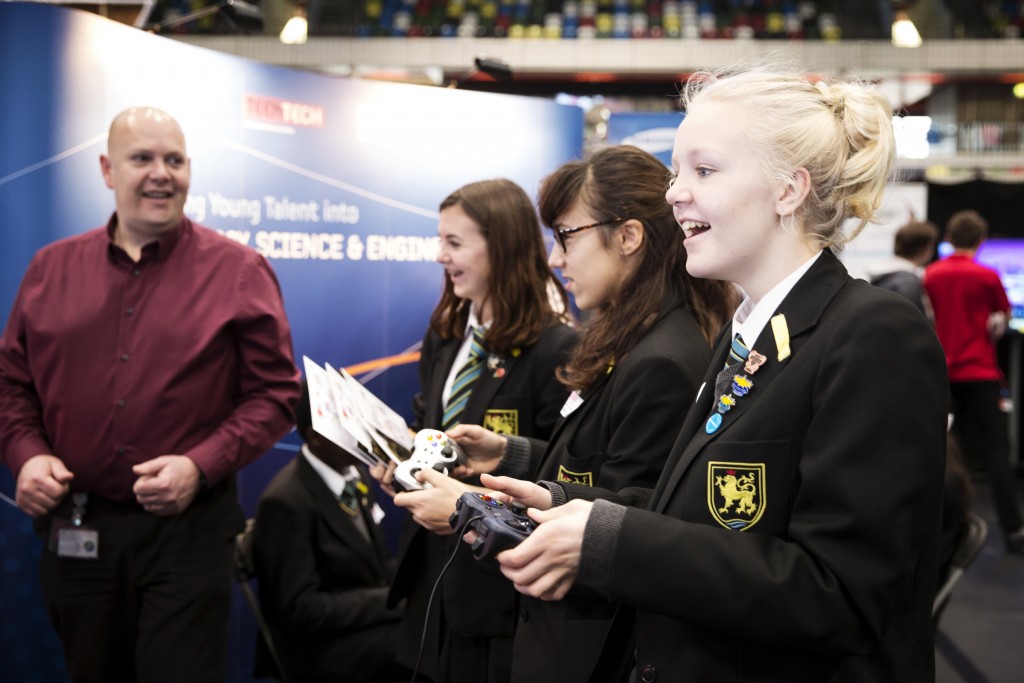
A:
461 346 521 426
358 470 392 572
684 327 782 448
426 339 462 427
652 329 730 510
535 370 614 478
297 455 382 572
541 300 682 470
653 252 850 513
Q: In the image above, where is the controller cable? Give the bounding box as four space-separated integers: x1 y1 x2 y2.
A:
409 513 484 683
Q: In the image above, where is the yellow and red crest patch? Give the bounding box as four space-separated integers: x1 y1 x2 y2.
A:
707 461 765 531
483 409 518 436
556 465 593 487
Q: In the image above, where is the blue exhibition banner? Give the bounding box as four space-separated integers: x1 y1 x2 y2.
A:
606 111 683 167
0 4 582 680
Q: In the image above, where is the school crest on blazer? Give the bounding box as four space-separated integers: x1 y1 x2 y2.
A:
707 461 765 530
483 409 518 435
557 465 594 487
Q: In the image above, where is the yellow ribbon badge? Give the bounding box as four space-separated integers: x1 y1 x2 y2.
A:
770 314 791 362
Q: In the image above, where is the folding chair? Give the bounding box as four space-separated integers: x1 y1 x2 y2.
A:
235 518 289 683
933 512 988 623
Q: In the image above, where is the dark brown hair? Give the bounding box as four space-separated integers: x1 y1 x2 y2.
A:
539 145 737 392
893 220 939 260
947 210 988 250
428 179 569 354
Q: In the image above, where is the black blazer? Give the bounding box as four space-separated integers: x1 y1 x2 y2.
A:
578 252 948 682
512 303 711 683
389 321 577 679
253 454 402 683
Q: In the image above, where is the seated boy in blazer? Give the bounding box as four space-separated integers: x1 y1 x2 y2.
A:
253 381 409 683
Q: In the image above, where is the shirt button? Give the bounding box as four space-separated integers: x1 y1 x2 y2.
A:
117 447 126 455
518 608 529 623
126 307 135 315
132 269 141 276
120 353 130 361
639 664 657 682
117 399 126 408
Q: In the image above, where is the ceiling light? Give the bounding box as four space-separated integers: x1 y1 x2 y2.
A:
891 11 922 48
280 9 307 45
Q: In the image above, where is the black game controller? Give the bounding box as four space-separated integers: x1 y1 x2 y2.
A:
448 492 536 561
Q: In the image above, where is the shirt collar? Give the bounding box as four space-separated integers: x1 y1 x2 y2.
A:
105 214 187 263
462 305 492 336
302 444 359 497
733 251 823 347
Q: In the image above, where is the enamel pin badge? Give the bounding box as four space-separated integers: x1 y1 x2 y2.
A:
705 348 768 434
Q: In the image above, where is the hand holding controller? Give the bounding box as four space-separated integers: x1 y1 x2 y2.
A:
393 429 467 492
448 492 536 561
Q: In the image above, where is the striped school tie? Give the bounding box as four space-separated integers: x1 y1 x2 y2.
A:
725 333 749 369
338 479 361 517
441 326 488 431
711 333 751 424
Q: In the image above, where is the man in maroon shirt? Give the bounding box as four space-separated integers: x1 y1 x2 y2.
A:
0 107 301 681
924 210 1024 553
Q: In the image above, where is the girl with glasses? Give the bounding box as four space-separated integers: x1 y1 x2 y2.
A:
446 145 736 683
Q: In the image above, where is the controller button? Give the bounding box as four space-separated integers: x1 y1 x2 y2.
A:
479 495 492 502
432 462 447 473
510 501 527 514
639 664 657 682
471 537 486 554
448 511 459 527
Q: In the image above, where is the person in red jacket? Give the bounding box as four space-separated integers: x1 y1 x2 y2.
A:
924 209 1024 553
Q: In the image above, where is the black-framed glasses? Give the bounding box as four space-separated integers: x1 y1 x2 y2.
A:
552 218 625 252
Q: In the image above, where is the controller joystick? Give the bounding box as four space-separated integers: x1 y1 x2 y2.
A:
448 492 537 561
393 429 467 492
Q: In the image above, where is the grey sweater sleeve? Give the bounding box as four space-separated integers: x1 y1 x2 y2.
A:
490 434 533 478
576 498 628 594
537 480 568 508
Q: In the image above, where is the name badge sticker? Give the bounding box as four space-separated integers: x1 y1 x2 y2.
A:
371 502 385 525
560 390 584 418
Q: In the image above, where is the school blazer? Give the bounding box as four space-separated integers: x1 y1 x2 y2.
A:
579 251 949 683
389 322 577 641
253 455 400 682
512 303 711 683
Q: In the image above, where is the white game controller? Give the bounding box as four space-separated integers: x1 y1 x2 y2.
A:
393 429 467 492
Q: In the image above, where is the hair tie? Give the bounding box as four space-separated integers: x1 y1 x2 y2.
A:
816 81 844 120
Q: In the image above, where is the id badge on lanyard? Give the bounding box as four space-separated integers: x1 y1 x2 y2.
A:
49 492 99 559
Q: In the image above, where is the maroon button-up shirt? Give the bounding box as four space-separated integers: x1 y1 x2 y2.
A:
0 216 301 502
